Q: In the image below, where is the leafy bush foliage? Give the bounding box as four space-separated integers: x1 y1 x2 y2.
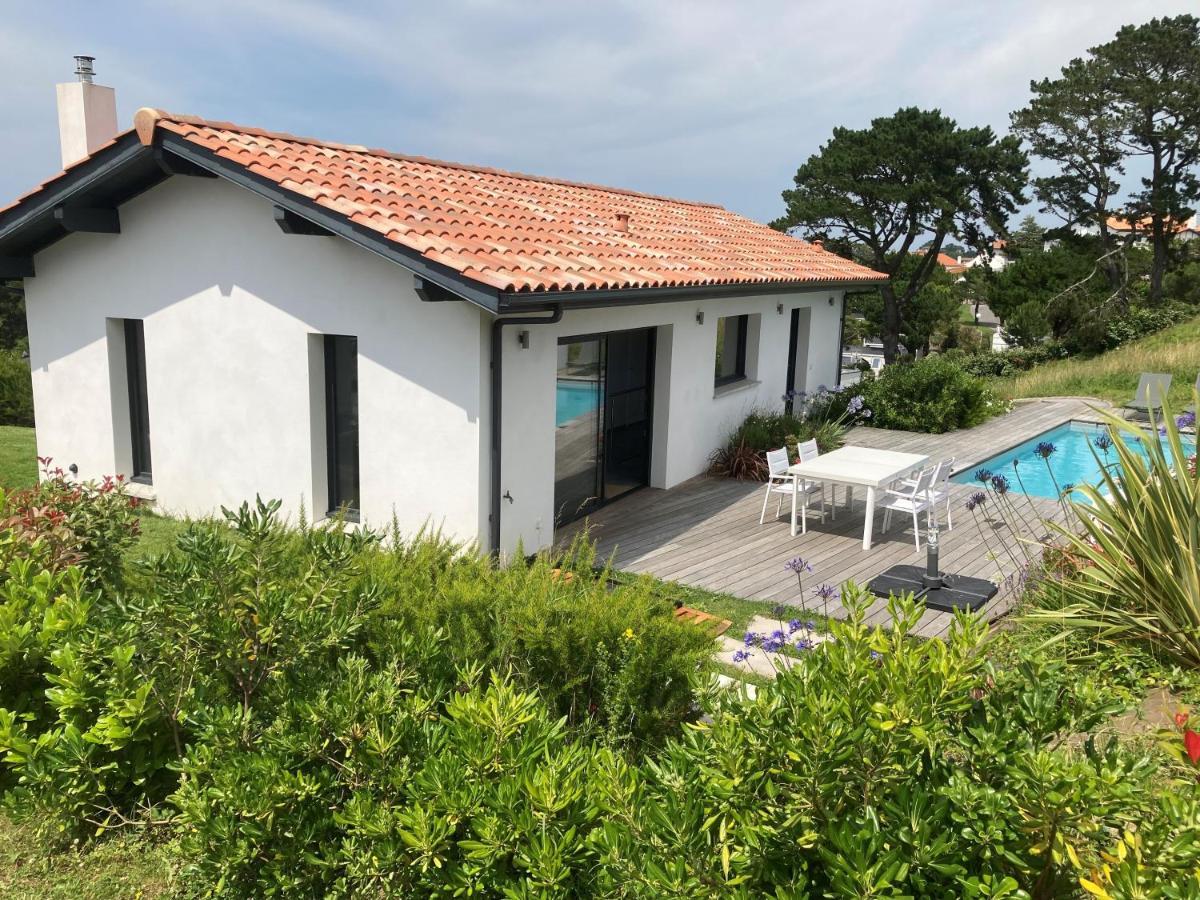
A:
0 499 712 841
167 590 1200 896
856 356 1008 433
958 341 1070 378
0 350 32 427
0 462 140 590
708 395 849 481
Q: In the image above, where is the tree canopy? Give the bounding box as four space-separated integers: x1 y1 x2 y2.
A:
773 107 1027 362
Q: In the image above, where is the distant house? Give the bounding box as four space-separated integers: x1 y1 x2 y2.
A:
1104 213 1200 244
963 240 1011 272
0 63 885 555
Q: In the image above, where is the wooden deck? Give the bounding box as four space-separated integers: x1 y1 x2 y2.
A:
560 398 1104 639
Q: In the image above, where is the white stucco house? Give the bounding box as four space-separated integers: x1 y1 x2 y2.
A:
0 67 884 555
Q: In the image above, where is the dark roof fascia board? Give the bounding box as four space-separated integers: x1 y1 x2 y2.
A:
157 134 503 314
496 278 884 312
0 132 150 250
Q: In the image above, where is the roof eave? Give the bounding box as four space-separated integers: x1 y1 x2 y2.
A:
495 277 887 311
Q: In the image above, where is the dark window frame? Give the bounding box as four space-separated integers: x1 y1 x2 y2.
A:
123 319 152 484
714 313 749 387
324 334 361 522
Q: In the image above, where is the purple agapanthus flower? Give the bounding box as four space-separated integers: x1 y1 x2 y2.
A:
1094 433 1114 452
861 408 872 419
805 620 816 631
974 468 993 484
788 618 803 634
1177 411 1196 429
743 631 761 648
870 651 882 661
795 637 814 651
965 490 987 512
762 634 785 653
785 557 813 575
1034 441 1056 459
847 395 865 415
813 584 837 603
732 649 752 663
1062 482 1075 492
990 474 1010 495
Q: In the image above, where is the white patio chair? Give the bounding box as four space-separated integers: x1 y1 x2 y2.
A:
796 439 835 519
896 456 955 530
759 447 824 529
878 465 937 551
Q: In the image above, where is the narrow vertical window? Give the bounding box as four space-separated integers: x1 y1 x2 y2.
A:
714 314 748 386
123 319 152 483
324 335 360 520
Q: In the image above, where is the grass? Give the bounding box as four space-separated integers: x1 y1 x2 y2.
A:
996 316 1200 406
0 814 175 899
0 424 37 489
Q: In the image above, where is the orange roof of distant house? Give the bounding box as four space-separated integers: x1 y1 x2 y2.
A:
1106 213 1200 235
11 108 879 296
916 249 968 274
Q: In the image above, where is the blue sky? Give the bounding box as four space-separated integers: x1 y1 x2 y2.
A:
2 1 1193 225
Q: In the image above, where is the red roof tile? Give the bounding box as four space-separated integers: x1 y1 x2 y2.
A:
130 109 884 294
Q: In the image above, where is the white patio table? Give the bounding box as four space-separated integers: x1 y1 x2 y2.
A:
788 446 930 550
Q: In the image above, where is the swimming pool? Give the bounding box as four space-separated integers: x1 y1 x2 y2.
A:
556 380 600 426
950 420 1196 499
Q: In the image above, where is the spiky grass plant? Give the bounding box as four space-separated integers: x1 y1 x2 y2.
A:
1023 392 1200 667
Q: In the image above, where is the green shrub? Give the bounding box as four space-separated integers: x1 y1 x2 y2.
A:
0 351 31 427
167 588 1200 897
709 399 848 480
367 533 715 750
858 356 1007 433
959 341 1069 378
0 467 141 590
1102 302 1196 351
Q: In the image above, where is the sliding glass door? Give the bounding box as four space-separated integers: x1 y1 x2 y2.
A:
554 328 655 526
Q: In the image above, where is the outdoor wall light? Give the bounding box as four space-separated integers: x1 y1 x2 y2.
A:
695 311 705 325
776 303 784 315
828 295 836 306
517 330 530 349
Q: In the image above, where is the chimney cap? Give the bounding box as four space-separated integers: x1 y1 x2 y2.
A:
614 211 630 233
74 55 96 84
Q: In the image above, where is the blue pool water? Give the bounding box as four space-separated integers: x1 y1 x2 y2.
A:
556 380 600 426
951 420 1196 499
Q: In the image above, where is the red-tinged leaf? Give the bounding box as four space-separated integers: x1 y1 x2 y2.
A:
1176 711 1190 728
1185 728 1200 765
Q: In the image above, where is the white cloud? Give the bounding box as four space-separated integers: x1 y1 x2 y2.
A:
3 0 1197 222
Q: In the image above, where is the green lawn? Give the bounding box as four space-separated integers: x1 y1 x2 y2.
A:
0 424 37 489
0 814 175 899
997 316 1200 407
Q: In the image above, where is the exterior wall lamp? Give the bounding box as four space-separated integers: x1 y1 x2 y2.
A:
695 311 705 325
517 330 530 349
777 303 784 315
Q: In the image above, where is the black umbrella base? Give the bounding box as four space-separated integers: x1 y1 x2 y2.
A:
867 565 997 613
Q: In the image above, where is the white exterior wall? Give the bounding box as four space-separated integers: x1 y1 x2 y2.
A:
497 290 845 552
25 177 488 543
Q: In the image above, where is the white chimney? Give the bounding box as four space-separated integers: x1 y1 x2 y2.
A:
56 55 118 168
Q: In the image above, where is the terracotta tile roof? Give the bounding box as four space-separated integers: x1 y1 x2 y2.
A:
1107 213 1200 235
126 108 884 295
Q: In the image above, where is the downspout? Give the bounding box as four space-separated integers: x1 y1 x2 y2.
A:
489 305 564 556
835 291 847 387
